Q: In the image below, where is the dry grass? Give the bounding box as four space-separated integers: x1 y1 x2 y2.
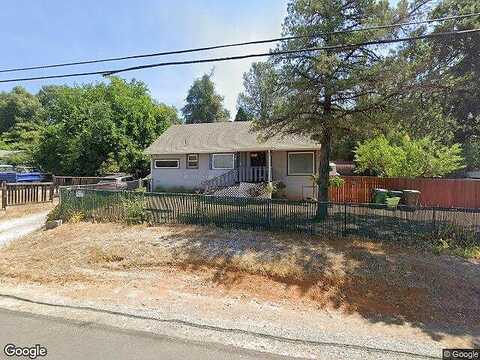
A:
0 222 478 330
0 222 371 285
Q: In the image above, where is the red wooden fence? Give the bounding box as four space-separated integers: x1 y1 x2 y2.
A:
329 176 480 208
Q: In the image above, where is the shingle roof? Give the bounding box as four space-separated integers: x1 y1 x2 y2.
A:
144 121 321 155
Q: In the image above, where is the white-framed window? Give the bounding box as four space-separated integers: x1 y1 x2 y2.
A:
287 152 315 175
186 154 199 169
212 153 235 170
154 159 180 169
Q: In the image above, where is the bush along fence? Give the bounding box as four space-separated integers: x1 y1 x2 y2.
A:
54 188 480 247
1 182 55 209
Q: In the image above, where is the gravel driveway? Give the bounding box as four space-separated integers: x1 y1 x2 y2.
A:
0 211 49 246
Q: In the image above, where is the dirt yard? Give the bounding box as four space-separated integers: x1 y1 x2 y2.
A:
0 222 478 349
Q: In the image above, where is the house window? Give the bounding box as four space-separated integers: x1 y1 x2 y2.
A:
288 152 315 175
186 154 199 169
212 153 235 170
154 159 180 169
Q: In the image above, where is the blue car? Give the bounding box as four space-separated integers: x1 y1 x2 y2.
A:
0 165 45 183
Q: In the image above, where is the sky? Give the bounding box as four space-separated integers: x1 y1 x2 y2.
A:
0 1 288 119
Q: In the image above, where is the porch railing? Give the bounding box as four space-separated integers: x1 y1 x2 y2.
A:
200 166 269 193
238 166 268 183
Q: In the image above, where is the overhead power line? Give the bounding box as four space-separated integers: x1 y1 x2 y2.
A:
0 28 478 84
0 12 479 74
104 29 480 76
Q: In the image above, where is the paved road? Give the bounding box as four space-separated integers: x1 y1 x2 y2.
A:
0 211 48 246
0 308 290 360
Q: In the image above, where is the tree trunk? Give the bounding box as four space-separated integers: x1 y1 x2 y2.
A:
316 128 332 219
316 88 332 220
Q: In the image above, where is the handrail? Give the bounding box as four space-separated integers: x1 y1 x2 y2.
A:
200 166 269 193
200 168 238 193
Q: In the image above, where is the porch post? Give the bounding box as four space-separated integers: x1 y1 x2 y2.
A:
267 149 272 183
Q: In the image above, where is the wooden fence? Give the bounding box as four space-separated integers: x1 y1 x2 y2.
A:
53 176 103 187
329 176 480 208
1 182 55 209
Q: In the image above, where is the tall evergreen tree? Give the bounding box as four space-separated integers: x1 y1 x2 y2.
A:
237 62 279 121
234 107 252 121
182 73 230 123
247 0 427 217
427 0 480 169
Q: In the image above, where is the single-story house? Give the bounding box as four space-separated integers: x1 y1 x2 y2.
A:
145 121 334 199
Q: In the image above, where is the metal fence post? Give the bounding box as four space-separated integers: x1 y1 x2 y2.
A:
343 202 347 237
267 200 272 229
1 181 7 210
432 206 436 234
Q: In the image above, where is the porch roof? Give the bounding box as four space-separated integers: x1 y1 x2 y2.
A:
145 121 321 155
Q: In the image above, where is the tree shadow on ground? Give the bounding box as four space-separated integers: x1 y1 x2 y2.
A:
325 208 480 244
157 225 480 345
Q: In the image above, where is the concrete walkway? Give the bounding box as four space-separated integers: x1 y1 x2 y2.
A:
0 211 49 246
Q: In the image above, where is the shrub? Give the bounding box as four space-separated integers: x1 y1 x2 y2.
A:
47 205 62 222
328 175 345 189
310 175 345 189
354 133 465 177
428 223 480 259
47 204 85 223
121 197 150 225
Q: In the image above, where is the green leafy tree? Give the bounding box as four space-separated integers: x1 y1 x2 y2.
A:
354 133 465 177
182 73 230 123
35 77 178 176
0 87 46 159
0 86 45 134
234 107 252 121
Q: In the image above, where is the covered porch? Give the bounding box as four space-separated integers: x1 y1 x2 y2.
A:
200 149 321 198
236 150 272 183
201 150 273 193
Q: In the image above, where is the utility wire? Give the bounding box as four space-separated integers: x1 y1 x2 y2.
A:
0 12 479 74
0 28 478 84
104 28 480 75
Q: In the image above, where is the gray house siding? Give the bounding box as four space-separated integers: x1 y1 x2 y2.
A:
151 153 234 191
270 150 319 200
151 150 320 199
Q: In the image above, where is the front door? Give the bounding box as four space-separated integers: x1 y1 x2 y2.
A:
249 152 266 167
249 152 267 182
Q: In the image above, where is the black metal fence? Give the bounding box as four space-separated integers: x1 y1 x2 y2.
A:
57 188 480 244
